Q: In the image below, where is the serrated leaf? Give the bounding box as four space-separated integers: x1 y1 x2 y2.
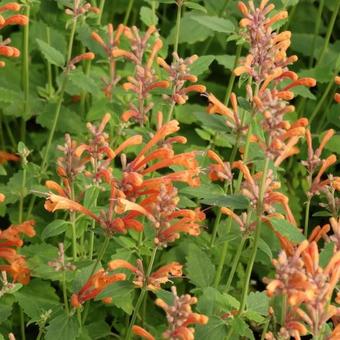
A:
269 218 305 243
195 317 227 340
15 279 60 320
257 238 272 261
200 194 249 209
67 69 101 95
41 219 69 240
191 15 234 34
45 314 79 340
180 183 224 199
193 111 229 132
320 242 335 268
247 291 269 316
95 281 135 300
215 55 235 70
195 128 211 141
185 1 207 13
36 38 65 67
186 245 215 287
0 87 22 104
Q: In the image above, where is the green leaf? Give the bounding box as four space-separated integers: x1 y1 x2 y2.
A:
257 238 272 262
195 128 211 141
36 38 65 67
95 281 135 301
320 242 335 268
15 279 60 321
45 314 79 340
215 55 235 70
200 194 249 209
0 87 22 104
67 69 101 96
167 13 213 44
180 183 224 199
269 218 305 243
191 15 234 34
195 317 227 340
230 316 255 339
193 111 229 132
86 321 112 339
186 245 215 287
41 219 69 240
323 134 340 154
185 1 207 13
190 55 215 76
247 291 269 316
140 6 158 26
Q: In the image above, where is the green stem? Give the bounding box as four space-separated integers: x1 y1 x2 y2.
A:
20 307 26 340
223 44 242 105
173 3 182 54
46 27 54 97
309 80 334 125
309 0 325 67
238 155 271 314
21 4 30 142
62 271 70 315
304 197 311 237
123 0 134 25
317 0 340 65
213 124 252 288
125 247 158 340
96 0 106 25
82 237 110 324
19 166 26 224
71 212 77 261
224 236 246 293
260 314 271 340
3 118 16 149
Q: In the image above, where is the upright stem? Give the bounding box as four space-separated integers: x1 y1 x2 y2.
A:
19 166 26 224
223 44 242 105
125 247 158 340
46 27 54 97
62 271 70 315
41 18 77 172
21 4 30 142
309 0 325 67
238 155 271 314
123 0 134 25
96 0 105 25
317 0 340 65
173 3 182 54
224 236 246 293
20 307 26 340
304 197 311 237
213 124 252 288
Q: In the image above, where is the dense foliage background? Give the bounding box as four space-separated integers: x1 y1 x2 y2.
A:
0 0 339 339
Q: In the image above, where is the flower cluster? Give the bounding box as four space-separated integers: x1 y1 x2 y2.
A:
265 237 340 339
64 0 100 18
132 286 208 340
0 219 35 284
335 76 340 103
44 113 203 243
91 24 124 98
158 52 206 106
0 2 28 68
109 259 182 291
70 265 126 308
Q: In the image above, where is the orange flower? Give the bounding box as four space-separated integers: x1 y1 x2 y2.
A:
0 150 19 164
132 326 155 340
71 268 126 308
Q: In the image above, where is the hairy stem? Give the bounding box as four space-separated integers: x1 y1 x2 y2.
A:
123 0 134 25
174 2 182 54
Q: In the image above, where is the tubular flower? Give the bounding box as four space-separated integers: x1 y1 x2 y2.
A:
234 1 316 161
117 26 169 124
108 259 182 291
155 286 208 340
232 161 296 224
206 92 247 134
0 221 36 284
70 267 126 308
265 239 340 338
91 24 124 97
335 76 340 103
0 150 19 164
206 150 233 183
132 326 155 340
301 129 337 197
0 4 26 67
158 52 206 105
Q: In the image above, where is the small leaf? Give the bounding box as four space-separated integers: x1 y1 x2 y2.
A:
215 55 236 70
41 219 69 240
180 183 224 199
96 281 135 301
36 38 65 67
269 218 305 243
191 15 234 34
186 245 215 288
200 194 249 209
257 238 272 261
247 291 269 316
